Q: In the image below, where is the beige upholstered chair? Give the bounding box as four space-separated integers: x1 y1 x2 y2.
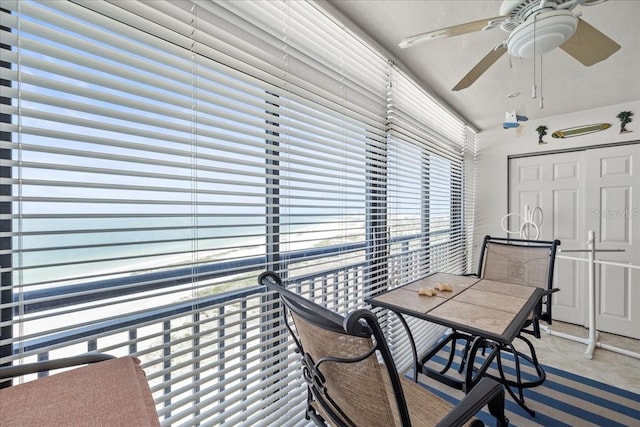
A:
259 271 508 427
0 354 159 426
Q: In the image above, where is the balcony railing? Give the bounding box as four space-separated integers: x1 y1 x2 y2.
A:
5 232 460 426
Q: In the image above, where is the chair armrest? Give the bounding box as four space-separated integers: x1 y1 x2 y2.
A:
532 288 560 320
435 377 508 427
0 353 115 379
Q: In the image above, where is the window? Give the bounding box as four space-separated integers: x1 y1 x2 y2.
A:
387 69 468 282
0 1 474 425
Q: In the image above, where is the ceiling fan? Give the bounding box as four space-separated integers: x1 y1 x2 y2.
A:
399 0 621 91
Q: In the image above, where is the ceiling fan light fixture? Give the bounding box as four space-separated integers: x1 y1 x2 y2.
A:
507 10 578 57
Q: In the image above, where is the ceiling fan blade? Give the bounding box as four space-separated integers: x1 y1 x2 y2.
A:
560 18 621 66
452 45 507 91
399 16 504 48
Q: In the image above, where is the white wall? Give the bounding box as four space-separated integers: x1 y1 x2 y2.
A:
472 100 640 265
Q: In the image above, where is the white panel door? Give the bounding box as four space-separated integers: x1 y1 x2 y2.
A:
584 145 640 338
509 144 640 338
509 151 586 326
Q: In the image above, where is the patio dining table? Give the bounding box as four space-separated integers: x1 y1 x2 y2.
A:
366 272 546 415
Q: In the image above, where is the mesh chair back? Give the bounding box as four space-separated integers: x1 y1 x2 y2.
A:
291 312 398 426
481 242 552 288
477 235 560 331
259 272 409 427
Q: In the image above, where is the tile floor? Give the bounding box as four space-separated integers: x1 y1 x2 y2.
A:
521 321 640 394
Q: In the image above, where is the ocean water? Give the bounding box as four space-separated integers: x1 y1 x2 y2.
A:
13 214 376 285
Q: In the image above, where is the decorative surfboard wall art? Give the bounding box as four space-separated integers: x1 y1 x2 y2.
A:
551 123 611 138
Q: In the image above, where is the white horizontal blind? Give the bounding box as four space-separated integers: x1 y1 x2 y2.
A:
387 67 468 283
1 0 478 424
211 0 389 309
0 0 389 425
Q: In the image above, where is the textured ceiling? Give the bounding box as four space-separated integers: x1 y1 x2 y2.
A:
323 0 640 131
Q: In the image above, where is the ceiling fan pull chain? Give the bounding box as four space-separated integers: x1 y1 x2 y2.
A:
539 54 544 109
531 13 537 99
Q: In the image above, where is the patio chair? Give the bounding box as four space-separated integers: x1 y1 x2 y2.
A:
259 271 508 427
472 235 561 415
0 354 160 426
477 235 561 339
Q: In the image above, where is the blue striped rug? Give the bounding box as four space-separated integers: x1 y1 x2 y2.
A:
410 345 640 426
